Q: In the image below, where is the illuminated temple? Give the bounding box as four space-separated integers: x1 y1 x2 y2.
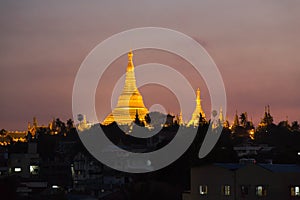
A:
102 50 149 125
188 88 206 127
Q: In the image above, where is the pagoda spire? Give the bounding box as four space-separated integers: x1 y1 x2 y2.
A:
233 110 239 127
219 106 224 123
188 88 206 127
259 105 274 126
127 49 134 72
196 88 201 106
103 50 149 126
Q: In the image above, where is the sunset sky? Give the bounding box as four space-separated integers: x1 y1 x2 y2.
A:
1 0 300 130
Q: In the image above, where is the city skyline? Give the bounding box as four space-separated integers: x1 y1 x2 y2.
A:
1 0 300 129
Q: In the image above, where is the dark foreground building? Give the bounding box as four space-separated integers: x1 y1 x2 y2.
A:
183 163 300 200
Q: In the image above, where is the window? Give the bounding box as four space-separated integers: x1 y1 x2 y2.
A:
199 185 208 195
256 185 267 197
29 165 39 175
291 186 300 196
71 164 75 176
14 167 22 172
241 185 249 196
222 185 231 196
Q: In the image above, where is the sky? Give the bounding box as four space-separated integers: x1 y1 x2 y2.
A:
0 0 300 130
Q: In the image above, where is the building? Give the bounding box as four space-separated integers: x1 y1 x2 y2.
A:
0 117 63 146
0 130 27 146
72 150 132 198
103 50 149 125
233 145 273 159
8 142 40 178
0 147 8 176
183 163 300 200
72 151 103 193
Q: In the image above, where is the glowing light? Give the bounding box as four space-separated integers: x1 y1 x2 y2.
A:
14 167 22 172
30 165 39 175
199 185 208 195
249 129 255 140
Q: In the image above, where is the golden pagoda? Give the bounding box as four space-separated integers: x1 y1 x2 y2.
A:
102 50 149 125
188 88 206 127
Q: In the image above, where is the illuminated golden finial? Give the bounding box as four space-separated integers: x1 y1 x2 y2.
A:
127 50 134 72
128 49 133 61
196 88 200 105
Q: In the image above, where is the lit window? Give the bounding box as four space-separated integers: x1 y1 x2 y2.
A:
222 185 231 196
71 165 75 176
256 185 267 196
241 185 249 196
199 185 208 195
296 186 300 196
14 167 22 172
30 165 39 175
291 186 300 196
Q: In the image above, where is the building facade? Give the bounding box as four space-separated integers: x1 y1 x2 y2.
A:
183 163 300 200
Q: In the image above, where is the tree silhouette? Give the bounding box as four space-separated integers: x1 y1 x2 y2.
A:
240 112 247 127
67 118 74 129
134 110 144 127
291 121 299 131
0 129 7 135
144 113 151 124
